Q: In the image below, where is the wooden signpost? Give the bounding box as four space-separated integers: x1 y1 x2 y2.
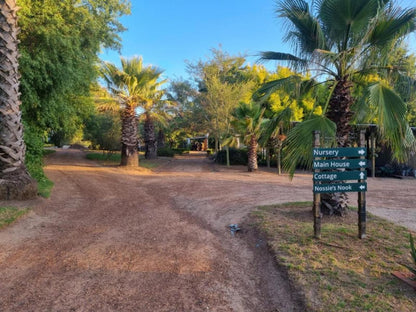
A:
312 130 367 239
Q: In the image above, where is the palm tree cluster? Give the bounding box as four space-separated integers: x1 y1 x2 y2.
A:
254 0 416 215
2 0 416 205
101 57 167 166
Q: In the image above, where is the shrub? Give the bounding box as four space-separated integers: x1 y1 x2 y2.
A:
157 147 175 157
172 148 189 155
404 233 416 278
215 148 248 165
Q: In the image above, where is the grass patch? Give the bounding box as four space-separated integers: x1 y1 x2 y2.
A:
42 149 56 156
38 178 54 198
86 151 121 162
0 207 30 229
252 202 416 312
86 151 161 169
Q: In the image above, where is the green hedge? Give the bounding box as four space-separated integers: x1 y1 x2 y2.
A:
215 148 248 165
157 148 175 157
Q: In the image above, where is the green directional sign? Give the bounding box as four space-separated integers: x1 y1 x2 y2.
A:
313 182 367 193
313 171 366 181
313 147 367 158
313 159 368 170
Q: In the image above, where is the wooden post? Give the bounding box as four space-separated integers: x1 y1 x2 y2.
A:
358 130 367 239
313 131 321 239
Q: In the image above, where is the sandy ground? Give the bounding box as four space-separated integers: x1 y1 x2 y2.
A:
0 149 415 311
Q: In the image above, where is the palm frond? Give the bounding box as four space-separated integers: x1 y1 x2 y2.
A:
368 82 415 161
277 0 328 55
319 0 380 48
368 7 416 47
259 106 293 146
282 116 336 177
259 51 306 64
253 75 302 103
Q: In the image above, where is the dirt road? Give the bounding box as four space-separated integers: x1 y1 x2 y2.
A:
0 149 415 311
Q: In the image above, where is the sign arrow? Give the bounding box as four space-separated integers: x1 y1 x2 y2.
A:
359 172 365 179
313 147 367 158
358 161 366 167
313 182 367 193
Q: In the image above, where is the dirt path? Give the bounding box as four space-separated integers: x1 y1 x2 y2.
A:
0 149 415 311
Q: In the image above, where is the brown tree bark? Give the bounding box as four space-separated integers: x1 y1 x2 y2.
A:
0 0 37 199
247 135 258 172
144 112 157 159
120 104 138 166
322 77 355 216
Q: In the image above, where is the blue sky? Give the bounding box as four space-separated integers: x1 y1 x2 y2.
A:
100 0 416 81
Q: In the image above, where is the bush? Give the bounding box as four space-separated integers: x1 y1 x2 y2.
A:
172 148 189 155
83 113 121 151
157 147 175 157
24 124 54 197
404 233 416 277
215 148 248 165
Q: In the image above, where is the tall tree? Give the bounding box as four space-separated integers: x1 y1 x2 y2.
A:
0 0 36 199
136 72 168 159
101 56 165 166
230 102 265 172
164 79 206 147
257 0 416 215
17 0 130 165
188 49 254 154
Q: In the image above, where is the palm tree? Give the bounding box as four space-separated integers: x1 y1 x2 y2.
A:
136 72 169 159
230 102 265 172
0 1 37 199
101 57 165 166
256 0 416 215
140 90 170 159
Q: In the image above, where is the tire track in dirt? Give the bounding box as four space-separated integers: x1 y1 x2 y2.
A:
0 150 305 311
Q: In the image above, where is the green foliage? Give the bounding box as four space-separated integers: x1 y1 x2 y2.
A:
18 0 130 166
86 152 121 162
404 233 416 277
187 48 255 149
282 116 336 176
23 123 54 198
157 148 175 157
260 0 416 174
215 148 248 165
164 79 206 146
84 113 121 151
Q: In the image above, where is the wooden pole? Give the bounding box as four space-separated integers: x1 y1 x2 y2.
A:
358 130 367 239
313 131 321 239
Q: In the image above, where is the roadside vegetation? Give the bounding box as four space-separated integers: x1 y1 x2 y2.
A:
252 202 416 311
86 151 161 169
0 207 30 229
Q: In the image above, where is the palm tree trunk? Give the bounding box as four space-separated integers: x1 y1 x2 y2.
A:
0 0 37 200
327 78 354 147
248 134 258 172
157 129 165 149
144 112 157 159
120 104 138 166
323 78 355 216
